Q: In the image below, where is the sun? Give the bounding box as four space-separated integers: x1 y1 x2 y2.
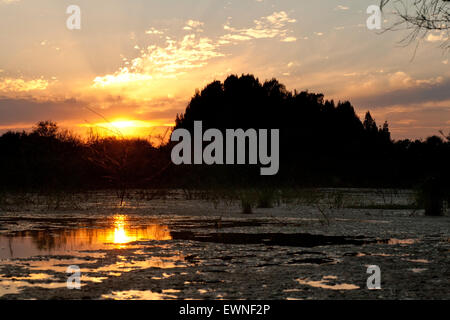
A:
81 118 161 137
109 120 147 129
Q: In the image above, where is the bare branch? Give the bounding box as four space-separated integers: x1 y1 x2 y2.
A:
380 0 450 50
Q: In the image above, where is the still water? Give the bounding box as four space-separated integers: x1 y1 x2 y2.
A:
0 215 172 259
0 209 435 300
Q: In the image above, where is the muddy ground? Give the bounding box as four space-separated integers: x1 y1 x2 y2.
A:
0 189 449 300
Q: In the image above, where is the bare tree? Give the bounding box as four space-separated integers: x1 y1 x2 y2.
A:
380 0 450 50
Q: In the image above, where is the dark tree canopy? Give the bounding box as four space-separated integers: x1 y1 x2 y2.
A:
173 74 394 185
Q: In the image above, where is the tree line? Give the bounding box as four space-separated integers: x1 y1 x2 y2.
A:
0 74 448 196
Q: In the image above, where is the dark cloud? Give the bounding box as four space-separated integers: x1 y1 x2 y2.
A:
0 98 87 125
0 95 187 127
352 77 450 109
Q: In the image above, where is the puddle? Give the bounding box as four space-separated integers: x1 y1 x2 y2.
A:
382 238 417 245
296 276 359 290
346 252 408 257
102 289 179 300
288 258 335 265
406 259 429 263
410 268 427 273
0 254 185 298
0 215 171 259
0 215 183 298
0 272 68 297
94 255 186 275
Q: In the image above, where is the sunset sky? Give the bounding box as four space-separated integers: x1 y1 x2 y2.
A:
0 0 449 140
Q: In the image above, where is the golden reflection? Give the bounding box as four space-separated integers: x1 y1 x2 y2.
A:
109 215 172 246
296 276 359 290
101 289 180 300
112 215 131 244
3 215 173 256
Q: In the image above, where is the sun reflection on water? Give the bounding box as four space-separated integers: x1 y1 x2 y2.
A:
0 215 173 258
109 215 172 247
113 215 133 244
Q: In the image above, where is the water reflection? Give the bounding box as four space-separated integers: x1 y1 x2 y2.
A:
296 276 359 290
110 215 172 246
102 289 180 300
0 215 172 259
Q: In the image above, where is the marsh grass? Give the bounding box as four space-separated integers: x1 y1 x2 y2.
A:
0 187 429 220
347 203 418 210
414 182 447 216
0 190 86 211
256 188 279 208
240 198 253 214
237 188 282 213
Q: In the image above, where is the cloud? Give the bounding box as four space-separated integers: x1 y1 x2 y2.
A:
281 36 297 42
183 20 204 32
92 69 153 88
145 27 164 35
221 11 297 43
425 32 448 42
0 95 186 128
335 5 349 11
0 97 83 125
372 103 450 140
325 70 447 105
0 77 49 92
93 34 224 88
92 12 298 95
352 75 450 108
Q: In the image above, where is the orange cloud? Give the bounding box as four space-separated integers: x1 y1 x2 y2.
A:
0 77 49 92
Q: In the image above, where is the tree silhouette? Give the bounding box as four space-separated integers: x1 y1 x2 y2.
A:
363 112 378 133
174 74 396 186
32 121 59 138
0 74 448 200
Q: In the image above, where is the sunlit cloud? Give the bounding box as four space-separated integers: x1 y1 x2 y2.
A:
221 11 297 43
425 32 448 42
183 20 204 32
90 11 298 105
321 70 446 100
387 71 444 89
335 5 349 11
368 101 450 139
0 77 49 92
145 27 164 35
281 36 297 42
92 68 153 88
93 34 224 90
